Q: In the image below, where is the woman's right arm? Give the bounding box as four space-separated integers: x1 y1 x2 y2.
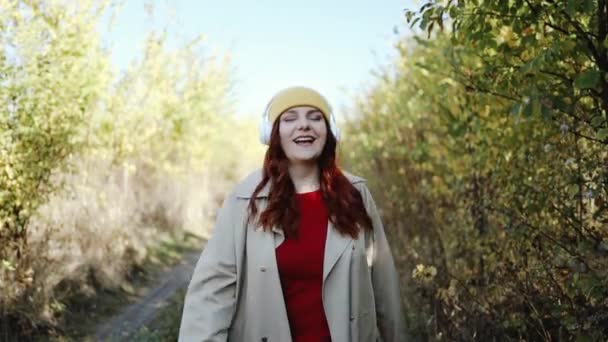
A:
178 193 240 342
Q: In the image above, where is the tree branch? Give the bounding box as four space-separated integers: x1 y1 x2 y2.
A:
487 203 596 275
543 21 570 36
524 0 541 17
537 68 573 84
598 0 607 51
596 0 608 118
559 9 602 64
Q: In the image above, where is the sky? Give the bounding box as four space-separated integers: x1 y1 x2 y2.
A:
103 0 417 120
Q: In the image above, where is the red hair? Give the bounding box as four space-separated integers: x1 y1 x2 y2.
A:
248 116 373 238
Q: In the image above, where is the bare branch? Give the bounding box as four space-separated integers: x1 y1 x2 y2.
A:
598 0 607 50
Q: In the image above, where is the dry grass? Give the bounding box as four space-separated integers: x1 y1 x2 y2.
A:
1 145 261 340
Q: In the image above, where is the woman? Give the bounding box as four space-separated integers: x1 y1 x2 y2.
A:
178 86 405 342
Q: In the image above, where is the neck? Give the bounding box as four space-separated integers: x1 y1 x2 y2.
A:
288 162 320 193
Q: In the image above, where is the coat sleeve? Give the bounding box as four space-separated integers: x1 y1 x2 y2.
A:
359 183 407 342
178 193 241 342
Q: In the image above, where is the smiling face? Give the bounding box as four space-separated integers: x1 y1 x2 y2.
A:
278 105 328 165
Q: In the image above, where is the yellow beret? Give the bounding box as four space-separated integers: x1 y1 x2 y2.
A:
266 86 332 124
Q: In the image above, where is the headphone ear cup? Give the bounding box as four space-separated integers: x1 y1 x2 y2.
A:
258 117 269 145
329 113 340 142
333 124 341 142
264 121 271 145
259 98 275 145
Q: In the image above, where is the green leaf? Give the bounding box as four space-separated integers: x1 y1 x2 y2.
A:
2 259 15 271
582 0 594 12
567 184 579 197
566 0 577 15
449 5 459 19
576 334 593 342
405 10 414 23
541 104 553 121
590 115 605 127
574 70 601 89
410 17 421 28
551 96 571 113
597 128 608 141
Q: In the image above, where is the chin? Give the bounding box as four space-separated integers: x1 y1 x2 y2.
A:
289 154 320 164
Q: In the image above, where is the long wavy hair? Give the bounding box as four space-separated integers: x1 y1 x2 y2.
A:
247 114 373 238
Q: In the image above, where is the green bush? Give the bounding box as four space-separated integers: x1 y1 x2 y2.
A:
342 1 608 340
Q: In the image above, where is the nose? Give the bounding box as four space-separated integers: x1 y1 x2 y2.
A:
296 117 311 130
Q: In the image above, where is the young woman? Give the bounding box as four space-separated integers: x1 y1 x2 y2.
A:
178 86 405 342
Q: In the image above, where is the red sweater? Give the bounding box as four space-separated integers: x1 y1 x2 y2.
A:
275 189 332 342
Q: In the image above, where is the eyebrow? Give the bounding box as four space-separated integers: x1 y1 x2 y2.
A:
284 109 322 115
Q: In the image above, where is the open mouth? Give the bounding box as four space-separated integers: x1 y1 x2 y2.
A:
293 136 316 146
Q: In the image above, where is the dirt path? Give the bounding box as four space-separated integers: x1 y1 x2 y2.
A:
94 249 202 341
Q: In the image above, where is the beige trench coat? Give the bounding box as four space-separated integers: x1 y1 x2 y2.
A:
178 169 406 342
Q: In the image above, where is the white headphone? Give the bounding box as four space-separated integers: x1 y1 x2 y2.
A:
258 99 341 145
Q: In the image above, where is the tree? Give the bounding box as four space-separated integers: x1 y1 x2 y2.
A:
401 1 608 339
0 0 111 267
341 0 607 340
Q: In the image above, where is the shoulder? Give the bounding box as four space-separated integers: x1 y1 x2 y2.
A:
342 171 376 206
232 169 266 199
341 169 369 197
341 169 367 185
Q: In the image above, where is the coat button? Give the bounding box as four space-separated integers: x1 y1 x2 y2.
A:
352 245 355 250
350 314 355 321
260 266 267 272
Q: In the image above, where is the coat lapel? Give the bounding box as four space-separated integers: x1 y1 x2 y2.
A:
322 220 353 282
235 168 364 282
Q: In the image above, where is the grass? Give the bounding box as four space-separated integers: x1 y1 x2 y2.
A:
45 231 203 342
131 288 187 342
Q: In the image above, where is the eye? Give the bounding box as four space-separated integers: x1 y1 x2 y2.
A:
310 114 323 121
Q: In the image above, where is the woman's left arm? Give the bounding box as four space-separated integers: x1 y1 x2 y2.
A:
359 183 407 342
